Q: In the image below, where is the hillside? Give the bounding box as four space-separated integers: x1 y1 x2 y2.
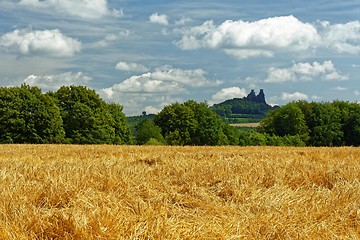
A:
127 89 277 126
210 89 278 123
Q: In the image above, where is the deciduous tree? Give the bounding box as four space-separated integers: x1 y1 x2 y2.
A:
54 86 131 144
0 85 65 143
154 100 232 145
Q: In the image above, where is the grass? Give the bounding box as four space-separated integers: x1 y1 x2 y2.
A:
0 145 359 239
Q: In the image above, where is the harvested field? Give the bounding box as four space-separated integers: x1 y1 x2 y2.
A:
229 123 260 128
0 145 359 239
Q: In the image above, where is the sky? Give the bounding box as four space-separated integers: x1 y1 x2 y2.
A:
0 0 359 115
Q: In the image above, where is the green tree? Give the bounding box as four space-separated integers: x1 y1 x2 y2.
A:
186 100 229 145
259 102 309 142
248 132 267 146
223 124 240 145
281 135 306 146
154 100 231 145
134 119 165 145
0 85 65 143
346 106 360 146
333 101 360 146
306 102 343 146
107 103 132 144
154 102 196 145
54 86 130 144
261 100 359 146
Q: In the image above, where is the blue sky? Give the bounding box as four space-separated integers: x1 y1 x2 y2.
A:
0 0 359 115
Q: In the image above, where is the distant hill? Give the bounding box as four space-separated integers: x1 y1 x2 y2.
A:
126 90 278 126
210 89 278 124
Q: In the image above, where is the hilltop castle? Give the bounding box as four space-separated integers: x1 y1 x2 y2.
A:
246 89 266 104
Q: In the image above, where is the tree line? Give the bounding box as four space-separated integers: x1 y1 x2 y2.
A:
0 85 131 144
1 85 359 146
258 101 360 146
135 100 360 147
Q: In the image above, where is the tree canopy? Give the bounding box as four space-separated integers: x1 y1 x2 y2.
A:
259 101 360 146
154 100 237 146
0 85 65 143
1 84 359 147
53 86 131 144
0 85 131 144
134 119 165 145
259 102 309 142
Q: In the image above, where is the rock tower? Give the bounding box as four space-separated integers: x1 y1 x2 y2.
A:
246 89 266 104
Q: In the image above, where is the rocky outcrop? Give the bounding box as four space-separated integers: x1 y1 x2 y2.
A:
246 89 266 104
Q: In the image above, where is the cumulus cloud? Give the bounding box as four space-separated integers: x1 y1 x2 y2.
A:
100 66 222 115
175 16 360 58
18 0 122 19
102 74 184 95
265 61 348 83
149 13 169 26
99 88 182 115
320 20 360 54
102 65 221 99
211 87 247 103
23 72 92 91
115 62 149 73
0 28 81 57
175 15 319 58
150 65 222 87
281 92 309 101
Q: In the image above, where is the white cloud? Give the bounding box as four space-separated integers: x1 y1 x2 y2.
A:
320 21 360 54
98 89 182 116
176 16 360 58
144 106 162 115
175 15 320 58
334 86 347 91
211 87 247 103
18 0 121 19
281 92 309 101
115 62 149 72
23 72 92 91
111 8 124 18
149 13 169 26
175 16 192 25
311 95 323 101
150 65 222 87
95 30 130 47
0 28 81 57
354 90 360 96
265 61 348 83
102 74 183 95
142 95 183 115
102 65 220 98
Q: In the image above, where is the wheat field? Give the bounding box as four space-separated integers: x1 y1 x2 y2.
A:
0 145 359 239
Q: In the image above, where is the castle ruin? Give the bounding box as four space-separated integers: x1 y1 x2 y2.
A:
246 89 266 104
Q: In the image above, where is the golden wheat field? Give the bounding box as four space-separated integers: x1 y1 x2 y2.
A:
0 145 359 239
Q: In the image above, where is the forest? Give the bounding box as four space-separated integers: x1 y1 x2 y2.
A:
0 85 359 146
